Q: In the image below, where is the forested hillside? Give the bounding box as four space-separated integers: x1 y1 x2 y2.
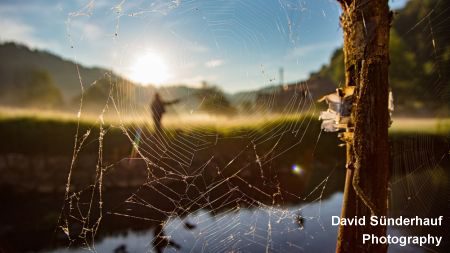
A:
314 0 449 114
0 43 113 104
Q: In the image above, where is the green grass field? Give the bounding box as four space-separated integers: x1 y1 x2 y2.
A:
0 106 447 162
0 107 448 194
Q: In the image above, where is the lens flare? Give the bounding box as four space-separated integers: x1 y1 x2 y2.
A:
292 164 304 175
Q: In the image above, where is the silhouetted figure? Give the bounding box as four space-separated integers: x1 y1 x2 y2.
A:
183 221 196 230
153 223 181 253
151 92 180 132
113 244 128 253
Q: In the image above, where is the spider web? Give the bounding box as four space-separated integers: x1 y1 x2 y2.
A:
57 72 333 252
54 1 449 253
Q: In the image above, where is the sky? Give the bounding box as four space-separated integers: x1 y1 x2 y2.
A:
0 0 408 92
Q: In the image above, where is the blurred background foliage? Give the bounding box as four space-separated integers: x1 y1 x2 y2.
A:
314 0 449 114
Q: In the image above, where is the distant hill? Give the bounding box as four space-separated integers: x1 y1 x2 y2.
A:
0 43 236 113
0 67 64 109
0 42 113 103
0 42 337 114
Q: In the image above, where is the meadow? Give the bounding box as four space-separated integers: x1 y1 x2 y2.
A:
0 106 448 192
0 106 448 159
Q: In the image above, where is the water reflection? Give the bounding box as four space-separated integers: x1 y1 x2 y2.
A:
44 193 425 253
0 133 447 253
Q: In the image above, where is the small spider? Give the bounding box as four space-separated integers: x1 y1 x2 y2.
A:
295 213 305 229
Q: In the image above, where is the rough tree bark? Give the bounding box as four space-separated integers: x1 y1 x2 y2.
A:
336 0 391 252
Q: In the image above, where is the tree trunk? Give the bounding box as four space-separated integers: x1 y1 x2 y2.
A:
336 0 391 252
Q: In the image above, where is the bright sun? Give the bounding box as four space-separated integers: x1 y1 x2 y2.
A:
129 52 170 85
